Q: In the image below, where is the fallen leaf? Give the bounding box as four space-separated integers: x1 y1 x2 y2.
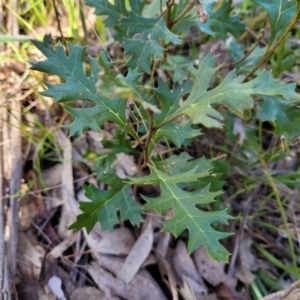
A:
85 224 135 256
17 232 45 279
58 130 75 239
117 218 153 283
47 233 78 259
173 240 207 297
88 259 167 300
156 254 178 300
193 247 247 300
70 287 104 300
234 235 258 284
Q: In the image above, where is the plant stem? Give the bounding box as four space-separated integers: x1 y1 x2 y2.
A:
245 1 300 80
166 0 175 29
143 109 155 164
261 159 300 279
221 30 265 71
171 1 195 28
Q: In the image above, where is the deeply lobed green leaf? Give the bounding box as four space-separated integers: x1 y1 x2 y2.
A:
198 0 245 40
251 0 297 44
121 12 181 73
69 184 142 232
127 165 233 261
163 53 300 128
259 96 300 140
31 35 136 137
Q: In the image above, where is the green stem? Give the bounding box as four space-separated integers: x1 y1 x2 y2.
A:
245 1 300 80
143 109 155 164
255 242 300 274
260 160 300 278
220 30 265 70
166 0 175 29
170 2 195 28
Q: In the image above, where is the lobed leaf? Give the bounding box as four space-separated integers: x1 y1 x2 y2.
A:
121 12 181 73
198 0 245 40
251 0 297 44
164 52 300 128
69 184 142 232
85 0 128 28
259 96 300 140
153 121 200 148
127 165 232 261
31 35 135 137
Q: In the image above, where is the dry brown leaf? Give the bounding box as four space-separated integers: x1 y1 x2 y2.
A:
156 232 171 257
179 280 197 300
19 194 40 229
115 153 137 177
70 287 104 300
117 218 153 283
47 233 78 259
193 247 247 300
156 254 178 300
86 130 106 154
173 240 207 297
38 287 57 300
88 259 167 300
58 130 75 238
234 235 258 284
17 232 45 279
85 225 135 256
42 163 63 188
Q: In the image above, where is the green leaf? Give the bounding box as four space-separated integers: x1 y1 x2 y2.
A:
259 96 300 140
70 154 142 232
155 153 225 192
155 152 212 175
270 35 296 76
86 0 128 28
229 42 266 74
165 52 300 128
161 55 195 84
31 35 134 137
102 130 136 154
127 165 232 261
69 184 142 232
251 0 297 44
121 12 181 73
154 121 200 147
198 0 245 40
154 78 192 123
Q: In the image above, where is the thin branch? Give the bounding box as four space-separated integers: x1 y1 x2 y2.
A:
171 2 195 28
52 0 64 39
166 0 176 29
143 109 155 165
220 29 265 70
79 0 88 45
